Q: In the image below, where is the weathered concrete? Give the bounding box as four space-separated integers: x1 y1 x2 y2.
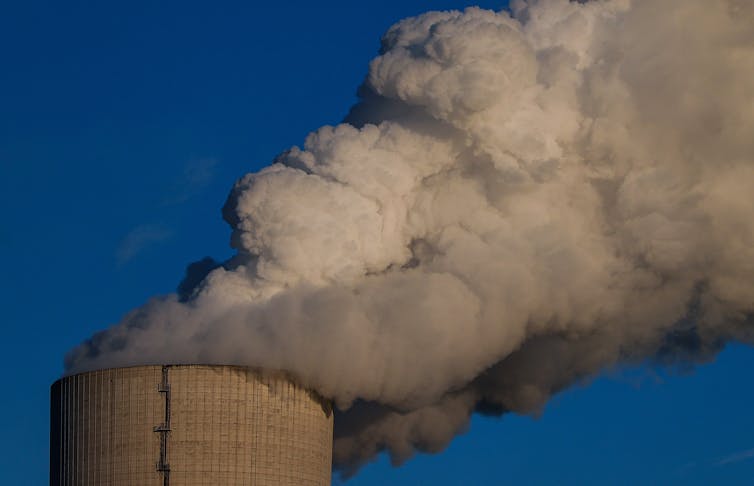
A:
50 365 333 485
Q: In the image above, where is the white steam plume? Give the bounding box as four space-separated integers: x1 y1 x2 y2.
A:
67 0 754 474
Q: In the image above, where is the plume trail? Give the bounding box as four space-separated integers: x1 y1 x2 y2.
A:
67 0 754 474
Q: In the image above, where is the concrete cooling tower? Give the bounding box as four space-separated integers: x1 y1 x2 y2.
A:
50 365 333 485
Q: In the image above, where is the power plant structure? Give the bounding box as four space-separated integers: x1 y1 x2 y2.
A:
50 365 333 485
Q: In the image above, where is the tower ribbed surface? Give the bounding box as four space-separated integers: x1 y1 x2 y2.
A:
50 365 333 485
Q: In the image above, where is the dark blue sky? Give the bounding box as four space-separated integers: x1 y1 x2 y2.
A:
1 1 752 484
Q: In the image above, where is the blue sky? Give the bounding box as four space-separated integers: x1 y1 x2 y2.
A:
1 1 752 484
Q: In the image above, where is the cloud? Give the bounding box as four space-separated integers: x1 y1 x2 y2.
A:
715 448 754 467
162 157 218 205
116 224 172 264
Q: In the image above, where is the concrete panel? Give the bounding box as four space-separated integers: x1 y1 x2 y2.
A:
50 365 333 485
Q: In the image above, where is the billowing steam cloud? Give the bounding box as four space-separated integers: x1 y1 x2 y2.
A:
67 0 754 475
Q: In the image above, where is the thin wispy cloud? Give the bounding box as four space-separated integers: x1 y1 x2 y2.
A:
715 448 754 466
162 157 217 205
116 224 172 265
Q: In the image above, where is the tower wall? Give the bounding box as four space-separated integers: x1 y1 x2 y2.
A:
50 365 333 485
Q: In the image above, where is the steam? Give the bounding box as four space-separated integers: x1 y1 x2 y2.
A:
67 0 754 474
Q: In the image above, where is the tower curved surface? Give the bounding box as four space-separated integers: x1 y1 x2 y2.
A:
50 364 333 485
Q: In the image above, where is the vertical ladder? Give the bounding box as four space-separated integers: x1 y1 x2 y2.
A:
154 366 171 486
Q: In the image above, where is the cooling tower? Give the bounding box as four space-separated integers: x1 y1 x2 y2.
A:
49 365 333 485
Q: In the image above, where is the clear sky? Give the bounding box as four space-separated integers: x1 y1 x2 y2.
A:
1 1 752 484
